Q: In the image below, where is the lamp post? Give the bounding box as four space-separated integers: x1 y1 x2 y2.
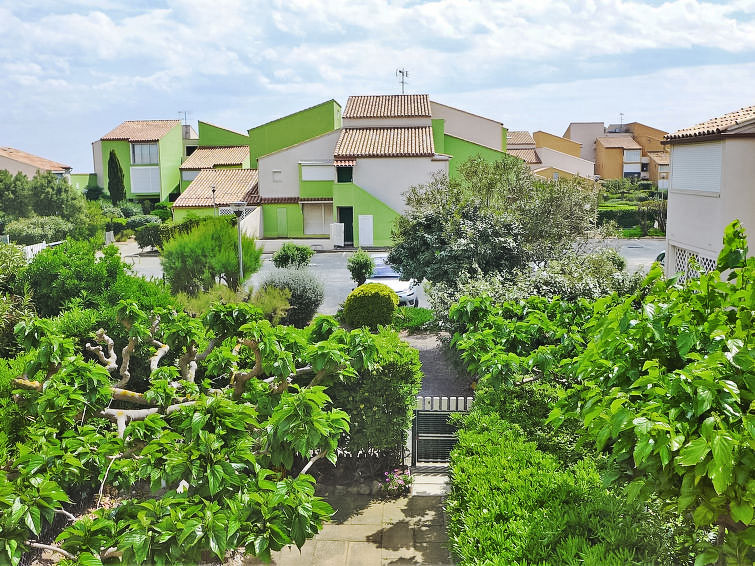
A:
229 201 247 288
211 184 216 216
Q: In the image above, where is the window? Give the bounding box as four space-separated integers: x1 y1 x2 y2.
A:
130 166 160 194
185 145 198 157
272 170 282 183
131 143 159 165
337 166 353 183
181 170 199 183
623 149 641 163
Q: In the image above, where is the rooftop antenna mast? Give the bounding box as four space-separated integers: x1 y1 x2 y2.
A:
396 68 409 94
619 112 624 129
178 110 190 125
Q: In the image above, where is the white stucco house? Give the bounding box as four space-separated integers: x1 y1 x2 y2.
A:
0 146 72 180
664 105 755 277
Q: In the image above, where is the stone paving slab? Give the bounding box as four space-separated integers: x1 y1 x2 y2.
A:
242 494 453 565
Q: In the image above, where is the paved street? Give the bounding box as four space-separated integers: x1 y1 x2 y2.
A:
115 237 665 315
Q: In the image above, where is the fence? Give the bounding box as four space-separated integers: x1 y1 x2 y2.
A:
408 395 473 465
22 240 64 261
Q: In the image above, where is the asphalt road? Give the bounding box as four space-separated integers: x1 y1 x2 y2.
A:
116 238 664 315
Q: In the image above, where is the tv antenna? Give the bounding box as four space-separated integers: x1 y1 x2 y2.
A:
619 112 624 129
178 110 191 125
396 68 409 94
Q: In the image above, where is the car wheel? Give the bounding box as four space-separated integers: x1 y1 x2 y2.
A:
412 298 419 307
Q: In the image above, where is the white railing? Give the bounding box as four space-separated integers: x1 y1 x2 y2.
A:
22 240 64 261
415 396 473 412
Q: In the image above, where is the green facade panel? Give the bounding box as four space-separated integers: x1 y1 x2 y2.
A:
159 126 183 201
262 204 303 238
444 134 505 178
431 119 445 154
197 122 250 148
70 173 98 192
248 100 342 167
299 180 333 199
332 182 398 247
172 207 216 223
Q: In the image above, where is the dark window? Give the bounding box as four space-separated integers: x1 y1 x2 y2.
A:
641 162 649 172
186 146 198 157
337 166 353 183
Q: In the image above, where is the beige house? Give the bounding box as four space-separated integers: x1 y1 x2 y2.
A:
506 130 594 179
647 151 670 189
0 146 71 179
595 136 643 180
664 105 755 277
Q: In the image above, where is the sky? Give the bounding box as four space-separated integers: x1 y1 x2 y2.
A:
1 0 754 172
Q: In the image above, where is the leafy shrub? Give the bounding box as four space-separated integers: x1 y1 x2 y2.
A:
115 229 134 241
134 222 162 250
176 283 250 317
29 172 87 223
597 206 640 228
107 217 127 235
0 243 26 292
347 248 374 286
250 285 291 324
447 412 678 565
392 306 436 333
272 242 315 269
326 327 422 463
117 201 143 218
342 282 398 330
159 215 209 246
0 291 34 357
152 201 172 221
161 216 262 294
84 186 105 201
125 214 161 230
5 215 73 244
261 269 324 328
0 354 32 464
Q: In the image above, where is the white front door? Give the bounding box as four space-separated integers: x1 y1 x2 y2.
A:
358 215 373 247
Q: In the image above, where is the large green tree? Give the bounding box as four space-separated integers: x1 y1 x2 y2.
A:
388 155 599 287
0 169 32 219
107 149 126 205
28 171 86 223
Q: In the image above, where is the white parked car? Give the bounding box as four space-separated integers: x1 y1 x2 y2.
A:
365 256 419 307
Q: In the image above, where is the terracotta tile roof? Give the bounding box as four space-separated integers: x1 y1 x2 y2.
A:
173 169 258 208
648 151 670 165
507 148 541 164
179 146 249 170
0 146 70 172
334 159 356 167
334 127 434 158
101 120 180 142
260 196 299 204
666 105 755 140
596 136 642 150
506 131 535 146
343 95 431 118
299 197 333 202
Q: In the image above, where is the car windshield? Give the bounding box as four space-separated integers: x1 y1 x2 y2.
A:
372 261 399 278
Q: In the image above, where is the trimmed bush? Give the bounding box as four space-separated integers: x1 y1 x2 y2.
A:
326 327 422 464
107 217 127 235
126 214 161 231
346 248 374 286
447 412 679 565
261 269 324 328
342 282 398 330
134 222 162 250
272 242 315 269
597 206 640 228
118 201 143 218
152 202 172 221
5 215 73 244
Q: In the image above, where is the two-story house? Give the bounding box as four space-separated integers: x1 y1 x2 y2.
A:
664 105 755 277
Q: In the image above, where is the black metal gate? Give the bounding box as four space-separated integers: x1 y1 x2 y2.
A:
412 396 472 464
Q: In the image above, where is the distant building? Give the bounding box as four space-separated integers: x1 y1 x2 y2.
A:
563 122 605 162
506 130 594 179
0 146 71 179
664 105 755 277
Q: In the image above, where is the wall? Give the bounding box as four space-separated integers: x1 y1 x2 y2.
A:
563 122 605 162
431 119 446 153
534 147 594 177
533 131 581 157
666 138 755 272
332 182 399 247
444 135 503 178
352 156 449 213
100 140 132 199
249 100 342 167
92 141 103 187
595 143 623 179
430 101 503 151
70 173 98 192
627 123 667 155
158 125 183 201
0 156 40 178
241 206 262 238
198 122 250 148
257 130 340 198
262 204 304 238
533 167 578 180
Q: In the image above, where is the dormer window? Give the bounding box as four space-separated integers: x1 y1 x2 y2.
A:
131 143 159 165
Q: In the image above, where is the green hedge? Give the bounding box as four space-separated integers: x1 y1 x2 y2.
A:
5 216 73 244
447 412 678 565
326 328 421 464
342 282 398 330
597 206 640 228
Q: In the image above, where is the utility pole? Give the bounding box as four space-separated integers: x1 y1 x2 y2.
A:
396 68 409 94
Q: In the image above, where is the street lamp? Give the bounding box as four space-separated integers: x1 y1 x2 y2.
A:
228 201 247 287
211 184 216 215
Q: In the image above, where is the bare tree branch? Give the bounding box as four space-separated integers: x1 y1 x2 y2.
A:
26 542 75 560
101 402 197 438
178 343 198 382
54 508 76 521
231 339 262 400
86 328 118 372
299 449 328 476
115 337 138 388
195 338 217 362
97 455 119 507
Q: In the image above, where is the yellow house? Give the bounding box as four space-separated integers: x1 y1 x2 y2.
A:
647 151 670 189
595 136 642 180
532 131 581 157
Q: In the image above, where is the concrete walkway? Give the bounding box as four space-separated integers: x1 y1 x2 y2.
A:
243 494 452 565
